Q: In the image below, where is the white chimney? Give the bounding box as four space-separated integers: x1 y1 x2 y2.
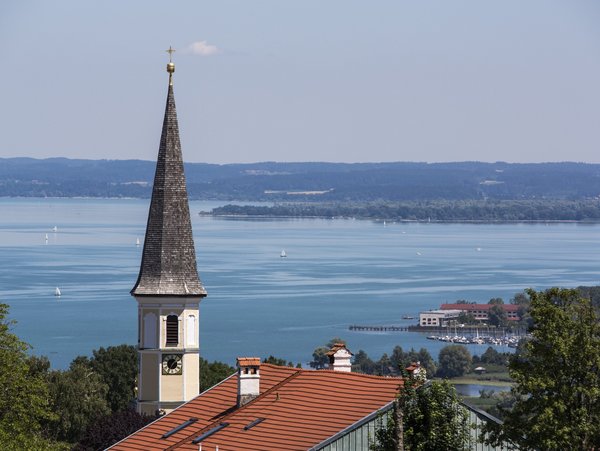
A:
406 361 426 380
327 343 353 372
237 357 261 407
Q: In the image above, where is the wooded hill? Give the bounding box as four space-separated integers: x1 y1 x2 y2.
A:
1 158 600 202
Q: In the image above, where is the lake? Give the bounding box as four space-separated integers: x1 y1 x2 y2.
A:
0 198 598 369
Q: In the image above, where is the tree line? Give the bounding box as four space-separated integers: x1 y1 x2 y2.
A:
311 338 509 380
212 199 600 221
3 158 600 202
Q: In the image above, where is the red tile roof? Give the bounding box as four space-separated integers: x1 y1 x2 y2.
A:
111 364 402 450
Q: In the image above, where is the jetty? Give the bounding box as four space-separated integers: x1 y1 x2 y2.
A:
349 325 409 332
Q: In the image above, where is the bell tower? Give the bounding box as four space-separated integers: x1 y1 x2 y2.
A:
131 47 207 415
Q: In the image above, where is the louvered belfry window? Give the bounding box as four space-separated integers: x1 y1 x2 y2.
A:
166 315 179 346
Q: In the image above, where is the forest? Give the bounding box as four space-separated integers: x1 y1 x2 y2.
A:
2 158 600 204
210 199 600 221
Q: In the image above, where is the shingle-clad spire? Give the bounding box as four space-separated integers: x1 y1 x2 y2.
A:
131 73 206 297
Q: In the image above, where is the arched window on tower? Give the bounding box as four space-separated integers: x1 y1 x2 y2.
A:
166 314 179 346
186 314 196 346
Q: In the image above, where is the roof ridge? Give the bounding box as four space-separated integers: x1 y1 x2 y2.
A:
261 362 404 382
166 369 303 449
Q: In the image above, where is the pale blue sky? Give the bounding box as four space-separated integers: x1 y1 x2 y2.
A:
1 1 599 163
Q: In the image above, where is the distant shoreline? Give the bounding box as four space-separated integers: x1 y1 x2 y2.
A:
2 197 600 223
204 213 600 224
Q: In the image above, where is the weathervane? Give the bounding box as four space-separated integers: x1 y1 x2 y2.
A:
166 46 176 85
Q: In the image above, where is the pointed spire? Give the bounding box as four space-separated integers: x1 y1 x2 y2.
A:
131 62 206 297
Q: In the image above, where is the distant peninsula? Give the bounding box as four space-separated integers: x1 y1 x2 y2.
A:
208 200 600 222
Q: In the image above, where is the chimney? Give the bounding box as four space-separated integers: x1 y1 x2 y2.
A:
237 357 261 407
405 361 426 380
327 343 353 372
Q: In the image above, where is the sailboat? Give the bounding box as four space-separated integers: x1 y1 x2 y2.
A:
54 287 61 297
45 233 49 242
136 237 140 246
280 250 287 258
52 226 58 232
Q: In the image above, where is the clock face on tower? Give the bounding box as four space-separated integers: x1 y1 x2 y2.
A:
162 354 183 375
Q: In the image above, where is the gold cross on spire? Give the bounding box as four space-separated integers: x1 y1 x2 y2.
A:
166 46 176 62
166 46 176 85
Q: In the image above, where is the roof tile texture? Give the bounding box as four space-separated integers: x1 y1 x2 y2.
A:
237 357 261 367
112 364 402 450
131 84 206 297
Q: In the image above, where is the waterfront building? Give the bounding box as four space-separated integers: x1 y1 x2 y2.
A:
130 49 207 415
419 309 462 327
441 303 520 322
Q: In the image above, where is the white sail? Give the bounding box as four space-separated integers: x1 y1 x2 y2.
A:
54 287 61 297
280 250 287 258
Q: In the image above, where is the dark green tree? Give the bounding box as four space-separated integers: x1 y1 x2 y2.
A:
310 337 346 369
87 345 138 412
352 349 377 374
0 304 65 450
478 347 508 366
377 353 393 376
389 346 436 377
577 285 600 309
488 304 508 327
262 355 299 367
199 358 235 392
390 345 405 371
74 409 157 451
46 362 111 443
457 311 478 324
310 346 330 369
263 355 288 366
510 291 530 307
437 345 472 378
371 380 470 451
485 288 600 450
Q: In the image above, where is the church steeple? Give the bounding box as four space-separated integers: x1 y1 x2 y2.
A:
131 53 206 297
132 51 205 416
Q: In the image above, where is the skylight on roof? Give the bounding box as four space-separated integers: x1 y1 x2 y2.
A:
161 418 199 439
243 417 265 430
192 423 229 444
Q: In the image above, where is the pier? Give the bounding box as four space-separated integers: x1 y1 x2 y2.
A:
349 325 410 332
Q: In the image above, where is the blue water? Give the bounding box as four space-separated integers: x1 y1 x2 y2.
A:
453 384 511 397
0 198 599 369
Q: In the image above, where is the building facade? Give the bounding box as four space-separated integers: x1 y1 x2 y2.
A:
419 309 462 327
441 303 520 322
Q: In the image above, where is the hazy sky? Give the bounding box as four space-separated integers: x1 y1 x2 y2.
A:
1 1 599 164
